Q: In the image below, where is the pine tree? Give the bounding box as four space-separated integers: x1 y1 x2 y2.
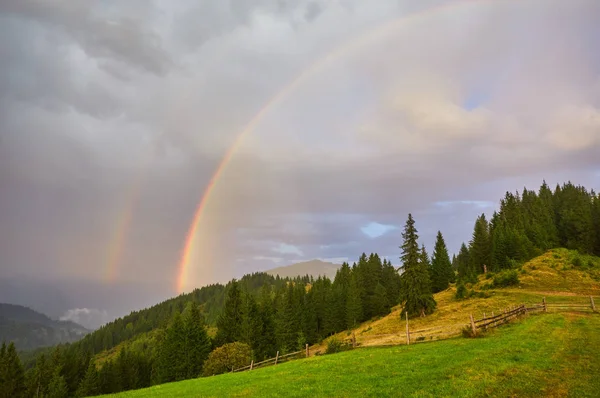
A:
27 353 52 398
0 342 5 396
431 231 454 292
182 302 212 378
276 283 301 353
469 214 491 275
215 280 244 345
47 366 68 398
76 361 99 397
155 311 186 383
1 342 26 398
592 192 600 256
372 282 389 317
381 259 401 307
398 214 436 317
256 284 277 360
346 272 363 329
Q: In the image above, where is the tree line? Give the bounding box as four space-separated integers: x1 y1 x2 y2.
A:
2 180 598 396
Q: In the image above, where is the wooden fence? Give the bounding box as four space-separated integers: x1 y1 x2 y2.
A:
233 345 309 373
232 295 597 373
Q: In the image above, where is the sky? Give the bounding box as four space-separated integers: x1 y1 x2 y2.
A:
1 0 599 328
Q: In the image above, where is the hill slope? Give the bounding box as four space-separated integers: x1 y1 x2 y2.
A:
319 248 599 350
0 303 89 350
106 313 600 398
265 259 341 279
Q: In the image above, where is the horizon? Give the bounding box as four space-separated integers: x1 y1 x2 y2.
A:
1 0 599 329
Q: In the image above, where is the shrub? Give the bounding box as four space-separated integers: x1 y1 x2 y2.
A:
588 260 596 269
572 256 583 267
492 270 519 288
553 253 561 259
455 282 467 299
485 272 494 280
202 342 252 377
325 338 348 354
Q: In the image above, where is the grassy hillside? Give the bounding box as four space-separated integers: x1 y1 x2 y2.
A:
99 248 600 397
311 248 599 351
104 313 600 397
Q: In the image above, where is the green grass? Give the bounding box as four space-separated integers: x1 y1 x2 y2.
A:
105 313 600 398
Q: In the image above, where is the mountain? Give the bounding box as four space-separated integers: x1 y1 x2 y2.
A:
265 259 342 279
0 303 89 350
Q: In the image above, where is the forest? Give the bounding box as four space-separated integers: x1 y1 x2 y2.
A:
1 181 599 397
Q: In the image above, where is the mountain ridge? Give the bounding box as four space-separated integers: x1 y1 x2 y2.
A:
0 302 89 350
265 259 342 280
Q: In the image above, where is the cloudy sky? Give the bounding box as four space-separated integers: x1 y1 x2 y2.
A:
1 0 599 324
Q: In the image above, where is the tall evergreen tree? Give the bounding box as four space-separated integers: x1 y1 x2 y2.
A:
215 280 244 345
76 361 99 398
0 342 25 398
398 214 436 317
346 272 363 328
155 311 186 383
469 214 491 275
431 231 454 292
592 192 600 256
256 284 277 360
182 302 212 378
47 366 68 398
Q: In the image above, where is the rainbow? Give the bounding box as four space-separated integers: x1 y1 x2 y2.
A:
175 0 509 293
103 44 232 284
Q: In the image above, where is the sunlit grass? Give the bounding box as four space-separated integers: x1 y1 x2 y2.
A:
105 313 600 398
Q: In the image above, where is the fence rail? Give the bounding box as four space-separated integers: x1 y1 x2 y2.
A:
232 295 598 373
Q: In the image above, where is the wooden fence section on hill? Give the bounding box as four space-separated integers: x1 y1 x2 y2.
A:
232 295 598 373
233 347 308 373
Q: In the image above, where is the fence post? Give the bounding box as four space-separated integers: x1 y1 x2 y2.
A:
491 311 495 327
405 312 410 345
250 360 254 371
483 312 487 330
352 332 356 348
275 351 279 365
305 343 309 357
590 296 596 312
470 314 477 336
543 297 547 312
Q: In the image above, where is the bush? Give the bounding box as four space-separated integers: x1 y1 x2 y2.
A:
202 342 252 377
572 256 583 267
492 270 519 288
485 272 494 280
455 282 467 299
325 338 351 354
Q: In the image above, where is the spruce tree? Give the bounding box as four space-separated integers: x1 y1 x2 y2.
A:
398 214 436 317
182 302 212 378
256 284 277 360
592 192 600 256
431 231 453 292
1 342 26 398
47 366 68 398
215 280 244 345
346 272 363 328
155 311 186 383
76 361 99 397
469 214 491 275
381 259 401 307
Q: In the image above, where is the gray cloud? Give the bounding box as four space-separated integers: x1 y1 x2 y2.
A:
1 0 599 316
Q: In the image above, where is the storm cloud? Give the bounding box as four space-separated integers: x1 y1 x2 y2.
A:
1 0 599 318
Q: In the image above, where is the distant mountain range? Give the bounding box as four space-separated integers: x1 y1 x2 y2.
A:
0 303 89 351
265 259 341 280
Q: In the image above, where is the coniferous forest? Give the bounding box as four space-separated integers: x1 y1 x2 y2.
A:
1 181 599 397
